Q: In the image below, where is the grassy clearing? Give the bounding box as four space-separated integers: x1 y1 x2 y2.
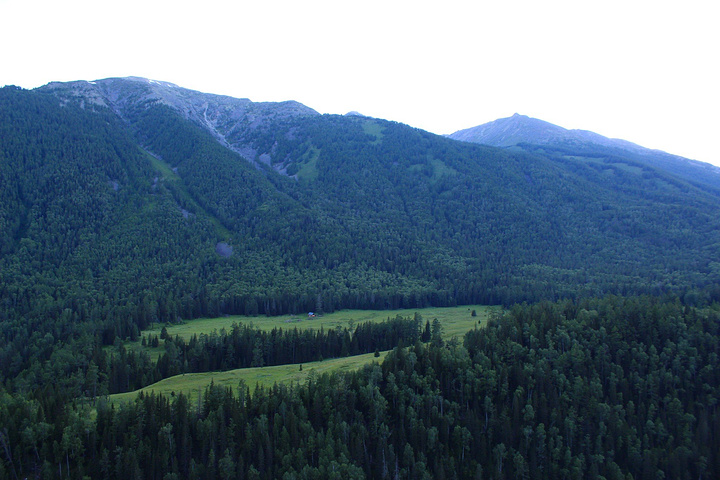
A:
610 162 644 175
362 120 384 144
136 304 492 347
296 146 320 181
430 158 458 182
113 305 494 404
144 149 180 181
109 351 389 405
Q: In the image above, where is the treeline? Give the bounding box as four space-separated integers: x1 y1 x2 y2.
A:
2 295 718 479
106 315 423 394
156 315 421 376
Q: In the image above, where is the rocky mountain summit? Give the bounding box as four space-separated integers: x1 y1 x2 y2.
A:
40 76 319 167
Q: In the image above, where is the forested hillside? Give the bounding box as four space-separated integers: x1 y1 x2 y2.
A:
3 79 720 390
1 297 717 479
1 78 720 479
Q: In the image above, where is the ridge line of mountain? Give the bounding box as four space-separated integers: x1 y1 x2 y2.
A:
35 77 719 181
448 112 720 190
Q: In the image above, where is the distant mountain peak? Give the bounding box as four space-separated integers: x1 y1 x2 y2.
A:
449 113 720 190
449 113 572 148
448 113 664 153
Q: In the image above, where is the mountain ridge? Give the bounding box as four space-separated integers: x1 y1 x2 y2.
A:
40 78 719 183
448 113 645 151
40 76 320 169
449 113 720 190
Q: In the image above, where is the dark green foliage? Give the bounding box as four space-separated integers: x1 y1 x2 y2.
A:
519 139 720 193
2 80 720 478
421 319 432 342
238 113 720 308
144 315 421 391
2 85 720 360
2 296 717 479
0 87 221 394
460 296 720 479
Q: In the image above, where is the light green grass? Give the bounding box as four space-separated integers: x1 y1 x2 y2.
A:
144 149 180 181
115 305 492 404
109 351 389 405
296 146 320 181
362 120 384 144
137 304 491 347
609 162 644 175
429 158 458 182
406 158 458 183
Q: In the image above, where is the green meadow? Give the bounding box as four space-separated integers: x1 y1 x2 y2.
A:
111 305 494 405
138 304 492 343
109 351 389 405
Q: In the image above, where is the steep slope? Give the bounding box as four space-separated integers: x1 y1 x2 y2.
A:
40 77 320 168
0 84 342 390
449 113 720 191
0 86 227 341
3 79 720 392
14 78 720 311
240 114 720 299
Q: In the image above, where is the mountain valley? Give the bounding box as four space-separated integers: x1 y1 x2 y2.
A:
1 77 719 479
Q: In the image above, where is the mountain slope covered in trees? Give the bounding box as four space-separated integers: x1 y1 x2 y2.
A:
2 297 718 479
2 76 720 479
448 113 720 191
2 78 720 390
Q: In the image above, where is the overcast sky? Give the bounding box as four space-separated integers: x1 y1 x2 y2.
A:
2 0 718 166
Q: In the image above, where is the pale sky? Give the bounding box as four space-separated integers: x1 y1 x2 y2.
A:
2 0 718 166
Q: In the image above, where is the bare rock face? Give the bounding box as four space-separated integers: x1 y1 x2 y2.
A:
215 242 233 258
42 80 110 108
40 76 320 170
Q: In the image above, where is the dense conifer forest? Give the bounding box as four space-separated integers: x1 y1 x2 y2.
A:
2 297 718 479
1 79 719 478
